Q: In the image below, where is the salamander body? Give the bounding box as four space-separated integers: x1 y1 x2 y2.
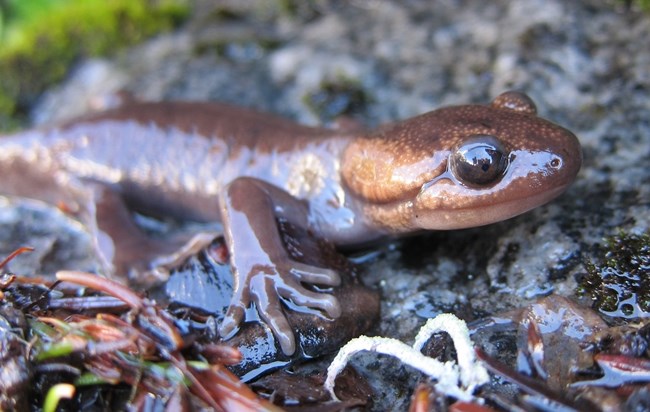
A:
0 91 582 355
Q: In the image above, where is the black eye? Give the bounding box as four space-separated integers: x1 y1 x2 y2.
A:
450 135 507 186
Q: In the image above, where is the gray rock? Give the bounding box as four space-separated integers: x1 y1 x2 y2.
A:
3 0 649 408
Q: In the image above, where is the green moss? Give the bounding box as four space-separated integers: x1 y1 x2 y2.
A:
276 0 322 20
632 0 650 11
0 0 189 131
577 232 650 318
615 0 650 11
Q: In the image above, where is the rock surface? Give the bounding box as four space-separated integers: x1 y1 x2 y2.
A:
1 0 649 409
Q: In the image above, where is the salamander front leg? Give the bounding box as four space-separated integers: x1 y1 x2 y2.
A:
218 177 342 355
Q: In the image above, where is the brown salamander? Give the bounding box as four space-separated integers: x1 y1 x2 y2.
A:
0 91 582 355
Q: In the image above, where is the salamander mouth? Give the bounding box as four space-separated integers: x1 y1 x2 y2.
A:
412 183 571 231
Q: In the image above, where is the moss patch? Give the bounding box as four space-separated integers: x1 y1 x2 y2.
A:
577 232 650 319
0 0 189 130
616 0 650 12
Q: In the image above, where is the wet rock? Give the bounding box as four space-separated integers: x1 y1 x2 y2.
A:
472 296 610 409
164 221 380 381
626 387 650 412
0 307 31 411
476 296 605 383
515 295 607 391
0 198 99 277
590 323 650 359
3 0 650 409
251 364 373 410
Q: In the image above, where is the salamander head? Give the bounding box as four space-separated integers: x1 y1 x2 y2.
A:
342 91 582 231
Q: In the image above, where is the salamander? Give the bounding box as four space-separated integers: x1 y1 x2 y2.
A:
0 91 582 355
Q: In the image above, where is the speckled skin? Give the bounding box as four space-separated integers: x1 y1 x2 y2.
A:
0 92 581 355
344 94 581 232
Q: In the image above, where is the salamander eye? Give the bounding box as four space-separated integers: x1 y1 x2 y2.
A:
450 135 507 186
